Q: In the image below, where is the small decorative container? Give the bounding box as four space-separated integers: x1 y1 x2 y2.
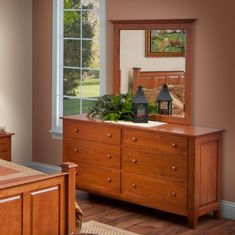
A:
156 83 173 115
132 85 148 123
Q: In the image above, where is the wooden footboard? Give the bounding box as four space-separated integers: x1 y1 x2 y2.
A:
0 162 77 235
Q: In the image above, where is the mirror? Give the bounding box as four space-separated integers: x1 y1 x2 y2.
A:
111 19 196 125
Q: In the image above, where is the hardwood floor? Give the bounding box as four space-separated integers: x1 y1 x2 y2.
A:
76 190 235 235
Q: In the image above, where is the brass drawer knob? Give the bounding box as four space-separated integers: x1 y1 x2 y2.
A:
74 148 79 153
132 183 137 188
107 178 112 183
132 159 137 164
107 133 112 138
74 128 79 133
171 192 176 197
132 137 137 142
171 166 177 171
107 154 112 159
171 143 177 148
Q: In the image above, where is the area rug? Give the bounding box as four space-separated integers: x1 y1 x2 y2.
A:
81 220 139 235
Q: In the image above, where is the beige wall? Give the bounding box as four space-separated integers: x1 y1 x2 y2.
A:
32 0 235 202
32 0 62 165
0 0 32 163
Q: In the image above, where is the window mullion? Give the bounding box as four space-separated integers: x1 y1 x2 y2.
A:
63 66 100 70
99 0 106 95
59 0 64 128
80 2 83 114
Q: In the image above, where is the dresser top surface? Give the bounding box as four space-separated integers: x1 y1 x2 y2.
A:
62 114 224 137
0 132 14 138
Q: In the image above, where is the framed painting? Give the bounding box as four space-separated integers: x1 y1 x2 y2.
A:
145 30 186 57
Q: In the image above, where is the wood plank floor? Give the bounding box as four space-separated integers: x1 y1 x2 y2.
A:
76 190 235 235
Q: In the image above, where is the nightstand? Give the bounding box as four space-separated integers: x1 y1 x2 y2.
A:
0 132 14 161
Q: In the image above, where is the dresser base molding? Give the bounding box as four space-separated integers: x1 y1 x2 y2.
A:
62 115 223 228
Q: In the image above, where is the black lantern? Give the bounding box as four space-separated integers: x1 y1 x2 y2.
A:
156 83 173 115
132 85 148 123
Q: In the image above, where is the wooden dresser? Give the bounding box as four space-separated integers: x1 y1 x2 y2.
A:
0 133 14 161
62 115 223 228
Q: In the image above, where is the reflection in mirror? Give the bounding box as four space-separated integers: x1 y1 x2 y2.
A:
120 30 186 118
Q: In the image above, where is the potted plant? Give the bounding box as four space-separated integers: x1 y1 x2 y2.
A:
87 91 134 121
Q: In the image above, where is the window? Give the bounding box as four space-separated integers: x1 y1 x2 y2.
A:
51 0 106 138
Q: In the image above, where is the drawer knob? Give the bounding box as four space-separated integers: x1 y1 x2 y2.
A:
171 143 177 148
132 159 137 164
74 148 79 153
132 137 137 142
107 178 112 183
74 128 79 133
171 166 177 171
132 183 137 188
107 154 112 159
171 192 176 197
107 133 112 138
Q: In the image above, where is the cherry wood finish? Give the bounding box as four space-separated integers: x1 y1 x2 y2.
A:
0 132 14 161
0 162 77 235
62 115 223 228
123 147 187 183
64 139 121 170
0 195 22 234
110 19 196 125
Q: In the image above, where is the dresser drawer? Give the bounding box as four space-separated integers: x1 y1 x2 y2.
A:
122 172 187 210
123 148 187 183
76 164 120 195
0 138 9 152
63 120 121 145
0 152 9 161
64 139 121 169
123 129 188 156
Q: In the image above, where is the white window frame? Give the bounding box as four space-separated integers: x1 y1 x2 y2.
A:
51 0 106 139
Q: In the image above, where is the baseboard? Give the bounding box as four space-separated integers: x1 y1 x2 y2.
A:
24 161 61 174
221 200 235 220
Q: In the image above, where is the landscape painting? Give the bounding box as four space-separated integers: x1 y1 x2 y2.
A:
145 30 186 57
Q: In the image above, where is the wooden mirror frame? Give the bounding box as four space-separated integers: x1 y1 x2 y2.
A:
110 19 196 125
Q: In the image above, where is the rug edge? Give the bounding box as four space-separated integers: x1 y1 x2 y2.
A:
81 220 140 235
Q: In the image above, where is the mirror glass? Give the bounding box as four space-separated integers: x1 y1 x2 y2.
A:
120 30 186 118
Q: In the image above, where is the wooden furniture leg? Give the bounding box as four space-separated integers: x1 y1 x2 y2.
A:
61 162 78 235
213 209 221 219
188 215 198 229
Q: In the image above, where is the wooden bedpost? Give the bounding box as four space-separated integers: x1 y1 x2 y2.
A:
60 162 78 234
133 67 141 92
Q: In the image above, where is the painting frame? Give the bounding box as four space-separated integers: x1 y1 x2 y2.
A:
145 30 186 57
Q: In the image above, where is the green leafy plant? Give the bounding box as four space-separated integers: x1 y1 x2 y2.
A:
148 102 157 114
87 91 134 121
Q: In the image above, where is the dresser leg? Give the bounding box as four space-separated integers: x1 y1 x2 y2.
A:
213 209 221 219
188 216 198 229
